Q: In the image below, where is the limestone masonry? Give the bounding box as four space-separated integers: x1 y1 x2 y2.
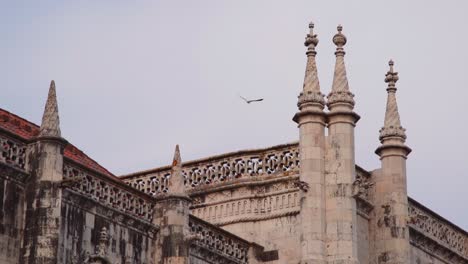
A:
0 23 466 264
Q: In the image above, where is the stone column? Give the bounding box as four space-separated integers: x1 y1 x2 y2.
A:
22 81 67 264
152 145 191 264
325 25 360 264
372 60 411 264
293 22 327 264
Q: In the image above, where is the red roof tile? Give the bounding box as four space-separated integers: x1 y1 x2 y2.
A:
0 108 115 178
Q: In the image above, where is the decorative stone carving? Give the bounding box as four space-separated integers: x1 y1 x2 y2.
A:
95 227 108 258
125 144 299 196
352 172 373 199
408 201 468 259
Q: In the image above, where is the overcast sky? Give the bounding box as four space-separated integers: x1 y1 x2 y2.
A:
2 0 467 229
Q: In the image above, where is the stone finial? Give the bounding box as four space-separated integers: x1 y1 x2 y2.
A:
327 24 355 110
385 59 399 91
39 80 61 137
333 24 347 51
294 21 325 115
168 145 186 194
304 22 319 52
378 60 407 142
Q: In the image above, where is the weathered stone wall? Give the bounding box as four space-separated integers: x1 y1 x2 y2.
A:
357 214 369 264
0 172 25 264
221 215 300 263
189 175 301 263
59 190 157 264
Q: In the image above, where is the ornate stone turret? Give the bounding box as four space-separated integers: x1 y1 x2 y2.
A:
152 145 191 264
293 22 327 264
325 25 359 264
22 80 67 264
372 61 411 264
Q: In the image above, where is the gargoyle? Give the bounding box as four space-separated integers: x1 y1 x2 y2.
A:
293 180 310 192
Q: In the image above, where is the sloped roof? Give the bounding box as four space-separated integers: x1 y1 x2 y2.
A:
0 108 115 178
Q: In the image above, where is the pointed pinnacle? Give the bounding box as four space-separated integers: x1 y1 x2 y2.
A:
39 80 61 137
169 144 185 194
172 144 181 168
379 60 406 142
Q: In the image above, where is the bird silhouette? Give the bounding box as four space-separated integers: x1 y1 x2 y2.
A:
239 95 264 104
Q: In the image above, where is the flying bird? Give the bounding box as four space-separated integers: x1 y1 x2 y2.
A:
239 95 264 104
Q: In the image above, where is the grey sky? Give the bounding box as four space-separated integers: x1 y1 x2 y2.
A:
2 0 467 229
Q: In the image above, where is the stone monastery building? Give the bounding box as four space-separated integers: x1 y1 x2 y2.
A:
0 23 467 264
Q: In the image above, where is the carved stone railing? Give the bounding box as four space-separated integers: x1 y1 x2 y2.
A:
408 198 468 260
123 143 300 196
63 162 155 222
0 135 26 170
189 215 251 264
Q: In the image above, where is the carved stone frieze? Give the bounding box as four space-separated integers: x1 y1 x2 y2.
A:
410 229 468 264
62 190 158 238
63 163 154 223
191 185 301 226
409 200 468 260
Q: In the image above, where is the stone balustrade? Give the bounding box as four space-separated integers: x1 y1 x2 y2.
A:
0 135 26 170
123 143 300 196
189 215 251 264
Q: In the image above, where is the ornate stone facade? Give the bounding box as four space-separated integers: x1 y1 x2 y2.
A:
0 22 466 264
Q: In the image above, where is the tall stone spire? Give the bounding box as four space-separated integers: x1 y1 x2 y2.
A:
327 25 355 111
324 25 359 264
39 80 61 137
294 22 325 119
372 60 411 264
378 60 407 142
168 144 185 194
294 22 327 264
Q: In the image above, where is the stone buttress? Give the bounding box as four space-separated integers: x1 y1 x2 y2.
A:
22 81 67 264
372 61 411 264
325 25 360 264
293 22 328 264
152 145 191 264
